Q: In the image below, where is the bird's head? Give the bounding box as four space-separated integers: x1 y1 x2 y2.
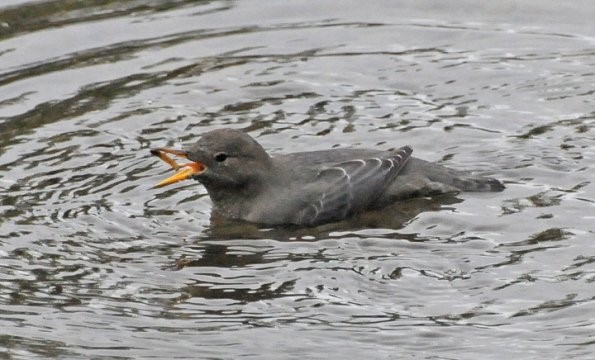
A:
151 128 272 190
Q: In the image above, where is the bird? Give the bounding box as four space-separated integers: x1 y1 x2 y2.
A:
151 128 504 226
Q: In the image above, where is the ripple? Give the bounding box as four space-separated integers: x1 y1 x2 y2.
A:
1 0 594 359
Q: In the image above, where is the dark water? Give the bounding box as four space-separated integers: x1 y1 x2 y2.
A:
1 0 594 358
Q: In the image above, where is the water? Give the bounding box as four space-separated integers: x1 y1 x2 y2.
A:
1 0 594 358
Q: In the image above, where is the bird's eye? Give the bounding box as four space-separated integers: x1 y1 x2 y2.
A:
214 152 228 162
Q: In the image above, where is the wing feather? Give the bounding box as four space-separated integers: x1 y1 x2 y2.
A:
296 146 412 225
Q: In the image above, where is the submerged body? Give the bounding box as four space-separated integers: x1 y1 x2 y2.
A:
152 129 504 226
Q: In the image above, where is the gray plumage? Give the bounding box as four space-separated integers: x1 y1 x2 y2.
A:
180 128 504 226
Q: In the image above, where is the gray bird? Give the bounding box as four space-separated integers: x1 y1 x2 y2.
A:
151 128 504 226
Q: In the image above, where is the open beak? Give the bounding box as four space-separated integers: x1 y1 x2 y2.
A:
150 148 206 187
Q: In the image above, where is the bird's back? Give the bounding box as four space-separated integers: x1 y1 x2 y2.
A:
274 148 388 168
261 147 412 225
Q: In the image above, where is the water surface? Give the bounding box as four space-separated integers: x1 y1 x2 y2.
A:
1 0 594 359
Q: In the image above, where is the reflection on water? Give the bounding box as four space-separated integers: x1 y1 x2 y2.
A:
1 0 594 359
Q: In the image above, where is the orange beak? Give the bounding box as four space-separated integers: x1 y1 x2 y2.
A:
150 148 206 187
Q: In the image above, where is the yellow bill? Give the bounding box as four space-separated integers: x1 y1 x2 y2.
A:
151 148 206 187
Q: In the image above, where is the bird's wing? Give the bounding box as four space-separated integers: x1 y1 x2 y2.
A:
294 146 412 225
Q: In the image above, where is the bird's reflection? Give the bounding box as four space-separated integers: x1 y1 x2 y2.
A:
169 193 462 303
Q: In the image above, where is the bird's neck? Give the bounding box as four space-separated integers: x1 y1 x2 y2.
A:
205 181 264 220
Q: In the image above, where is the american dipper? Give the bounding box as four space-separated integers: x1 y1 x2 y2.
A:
151 128 504 226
